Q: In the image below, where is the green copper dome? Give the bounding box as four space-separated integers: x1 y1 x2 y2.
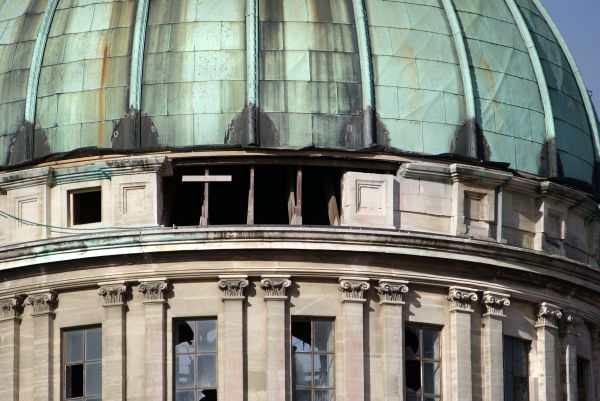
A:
0 0 598 190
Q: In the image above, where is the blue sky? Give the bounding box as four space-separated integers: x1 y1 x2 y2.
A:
541 0 600 111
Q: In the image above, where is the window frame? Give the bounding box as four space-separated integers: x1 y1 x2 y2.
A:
62 325 102 401
291 316 336 401
503 335 531 401
404 323 443 401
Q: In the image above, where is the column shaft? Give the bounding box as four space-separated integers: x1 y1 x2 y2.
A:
381 304 404 401
103 305 126 401
144 302 166 401
343 301 365 401
223 299 244 401
33 313 53 401
450 311 473 401
562 340 577 401
0 318 20 401
537 326 558 401
482 316 504 401
266 300 286 401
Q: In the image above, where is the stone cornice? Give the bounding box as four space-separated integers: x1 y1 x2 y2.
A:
0 167 52 191
482 291 510 317
138 278 168 303
260 275 291 299
449 164 512 188
536 302 563 329
338 276 370 302
448 286 479 312
0 295 25 320
25 290 57 315
98 281 130 306
218 275 249 299
399 162 451 183
376 279 409 305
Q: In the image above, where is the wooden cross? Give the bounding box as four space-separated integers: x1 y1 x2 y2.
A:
182 169 232 226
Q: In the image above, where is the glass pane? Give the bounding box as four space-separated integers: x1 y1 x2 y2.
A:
197 320 217 353
424 398 440 401
405 360 421 393
176 321 196 354
423 362 440 396
504 374 513 401
503 337 513 373
176 355 195 389
176 391 196 401
514 341 528 376
314 321 334 352
422 329 440 360
293 353 312 387
67 330 84 363
197 354 217 388
66 364 84 398
87 398 101 401
292 321 312 352
405 328 420 359
514 377 529 401
315 389 334 401
199 388 217 401
85 362 102 396
85 327 102 361
314 354 334 388
407 396 419 401
293 389 311 401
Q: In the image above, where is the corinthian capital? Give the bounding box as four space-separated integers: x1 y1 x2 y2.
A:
260 275 292 298
26 291 58 315
138 279 168 303
559 310 580 336
536 302 562 329
218 275 249 299
482 291 510 317
98 282 130 306
376 279 409 305
338 277 370 302
0 295 26 320
448 286 478 312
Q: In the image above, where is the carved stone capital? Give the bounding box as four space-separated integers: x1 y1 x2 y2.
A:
559 310 581 337
376 279 409 305
0 295 26 320
138 279 168 303
448 286 478 312
26 291 58 315
482 291 510 317
536 302 562 329
260 275 291 299
98 282 129 306
218 275 249 299
338 277 370 302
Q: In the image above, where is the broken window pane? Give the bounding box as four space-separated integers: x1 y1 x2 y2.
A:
176 321 196 354
66 364 84 398
292 321 312 352
405 326 441 401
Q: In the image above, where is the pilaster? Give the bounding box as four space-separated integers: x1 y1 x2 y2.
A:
481 291 510 401
26 290 58 401
99 281 130 401
559 311 580 401
219 275 249 401
139 279 168 401
536 302 562 401
261 275 292 401
339 277 370 401
0 295 25 401
376 279 409 401
448 286 478 401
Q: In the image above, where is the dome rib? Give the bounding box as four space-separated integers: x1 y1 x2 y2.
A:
129 0 150 111
505 0 558 176
440 0 477 158
24 0 58 124
246 0 258 145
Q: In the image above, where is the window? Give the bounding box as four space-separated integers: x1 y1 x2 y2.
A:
577 357 589 401
292 318 335 401
70 188 102 225
64 326 102 400
503 336 529 401
405 326 441 401
174 319 218 401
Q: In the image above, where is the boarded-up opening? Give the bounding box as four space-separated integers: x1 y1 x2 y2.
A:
165 169 205 226
209 166 250 225
302 167 341 226
254 165 296 224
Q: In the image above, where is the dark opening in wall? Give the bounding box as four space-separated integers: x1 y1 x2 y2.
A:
165 169 205 226
70 188 101 225
254 165 295 224
209 165 250 225
302 167 342 225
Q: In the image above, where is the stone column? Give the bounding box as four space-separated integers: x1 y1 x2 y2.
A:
338 277 370 401
536 302 562 401
448 286 478 401
559 311 579 401
261 275 292 401
218 275 249 401
481 291 511 401
26 290 58 401
139 279 168 401
376 279 409 401
99 282 130 401
0 295 25 401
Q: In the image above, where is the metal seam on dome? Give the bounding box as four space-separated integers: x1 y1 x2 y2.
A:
129 0 150 111
24 0 59 123
352 0 375 147
246 0 259 145
439 0 477 159
530 0 600 162
504 0 558 177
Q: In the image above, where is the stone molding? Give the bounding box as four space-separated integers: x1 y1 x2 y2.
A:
449 164 512 188
260 275 291 299
448 286 479 312
375 279 409 305
400 162 451 183
536 302 563 329
138 279 168 303
338 277 370 302
218 275 249 299
25 290 58 315
482 291 510 317
0 295 26 320
98 281 130 306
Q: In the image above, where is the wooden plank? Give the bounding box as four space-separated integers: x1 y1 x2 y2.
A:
247 167 254 224
199 169 209 226
182 175 232 182
295 167 302 225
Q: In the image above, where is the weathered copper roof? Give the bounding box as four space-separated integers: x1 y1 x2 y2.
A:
0 0 598 190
